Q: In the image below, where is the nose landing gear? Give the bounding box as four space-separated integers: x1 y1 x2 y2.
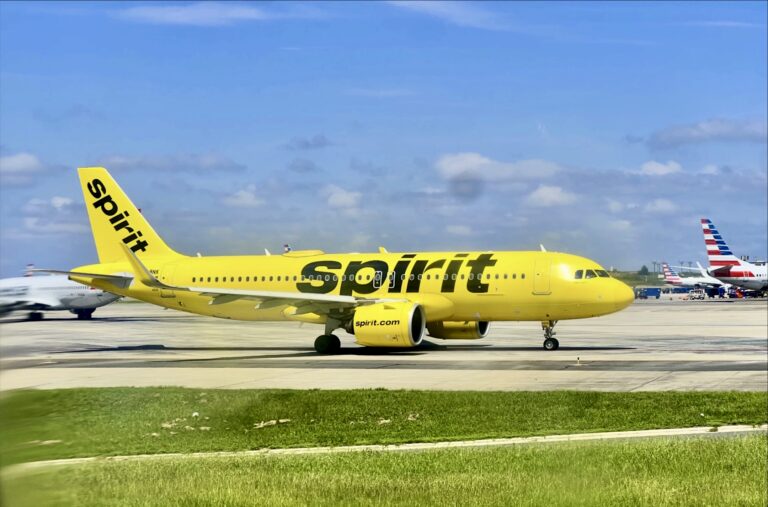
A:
542 320 559 351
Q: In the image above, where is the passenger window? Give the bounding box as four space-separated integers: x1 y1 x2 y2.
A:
495 274 499 279
512 274 517 279
262 276 266 282
452 274 456 280
269 276 273 282
325 275 330 281
207 277 211 282
460 274 465 280
238 277 242 282
486 274 491 280
575 270 583 279
522 273 526 279
293 275 297 281
246 276 249 282
231 277 234 282
215 277 219 282
277 276 281 282
503 274 508 279
585 270 597 279
596 270 609 278
192 277 196 283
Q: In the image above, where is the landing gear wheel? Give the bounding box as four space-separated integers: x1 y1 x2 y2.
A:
543 337 560 351
314 334 341 354
28 312 44 321
75 309 94 320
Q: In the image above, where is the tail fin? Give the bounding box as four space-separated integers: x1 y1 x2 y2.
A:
661 262 682 284
78 167 182 263
700 218 742 268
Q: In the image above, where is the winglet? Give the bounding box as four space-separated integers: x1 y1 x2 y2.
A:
378 246 389 254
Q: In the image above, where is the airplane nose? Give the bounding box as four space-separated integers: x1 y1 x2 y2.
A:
613 281 634 310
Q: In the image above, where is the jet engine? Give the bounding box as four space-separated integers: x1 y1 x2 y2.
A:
352 302 425 348
427 320 490 340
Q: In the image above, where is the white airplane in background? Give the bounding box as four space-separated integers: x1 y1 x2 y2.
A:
0 272 120 320
701 218 768 291
661 262 725 288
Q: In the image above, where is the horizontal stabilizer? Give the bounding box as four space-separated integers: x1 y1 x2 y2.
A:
29 269 133 289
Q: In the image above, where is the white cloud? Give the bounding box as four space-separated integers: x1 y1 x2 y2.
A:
388 1 505 30
23 217 89 235
640 160 682 176
0 152 47 184
118 2 270 26
286 134 333 151
436 153 561 181
607 219 632 231
644 198 677 214
648 118 767 149
606 199 625 213
223 185 263 208
98 153 245 172
322 185 361 210
445 225 472 236
18 195 87 236
22 197 76 215
700 164 720 175
0 152 43 174
524 185 577 207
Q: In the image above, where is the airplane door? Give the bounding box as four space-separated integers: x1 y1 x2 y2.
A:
532 260 552 295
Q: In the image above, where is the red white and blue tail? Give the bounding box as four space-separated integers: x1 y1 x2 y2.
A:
701 218 742 267
661 262 682 285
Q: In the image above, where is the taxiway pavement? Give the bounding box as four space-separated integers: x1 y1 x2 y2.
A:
1 300 765 391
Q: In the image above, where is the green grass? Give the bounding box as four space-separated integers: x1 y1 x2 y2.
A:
3 435 765 506
1 389 765 466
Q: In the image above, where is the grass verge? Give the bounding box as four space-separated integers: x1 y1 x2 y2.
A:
1 388 765 467
3 435 766 506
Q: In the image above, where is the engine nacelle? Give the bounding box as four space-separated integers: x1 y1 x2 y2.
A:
427 321 490 340
352 302 425 348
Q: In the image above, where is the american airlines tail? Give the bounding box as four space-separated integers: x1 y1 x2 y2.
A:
661 263 682 285
78 167 184 263
700 218 743 268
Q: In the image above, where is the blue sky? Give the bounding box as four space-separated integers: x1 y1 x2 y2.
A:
1 1 766 276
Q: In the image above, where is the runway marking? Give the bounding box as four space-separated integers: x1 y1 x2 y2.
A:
3 424 766 477
5 358 766 372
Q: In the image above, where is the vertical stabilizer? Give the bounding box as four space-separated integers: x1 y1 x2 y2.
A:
78 167 182 263
661 263 682 284
701 218 742 267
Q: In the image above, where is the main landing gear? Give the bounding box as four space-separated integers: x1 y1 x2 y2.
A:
314 334 341 354
75 309 94 320
542 320 559 351
314 318 342 354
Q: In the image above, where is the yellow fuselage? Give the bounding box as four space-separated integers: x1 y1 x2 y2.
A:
75 250 634 324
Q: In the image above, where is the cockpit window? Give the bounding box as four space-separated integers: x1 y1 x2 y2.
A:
575 270 584 279
595 269 609 278
584 269 597 279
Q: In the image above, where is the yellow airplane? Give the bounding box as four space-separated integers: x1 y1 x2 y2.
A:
49 167 634 353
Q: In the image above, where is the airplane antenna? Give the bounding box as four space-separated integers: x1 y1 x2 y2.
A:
264 249 271 256
539 244 547 252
